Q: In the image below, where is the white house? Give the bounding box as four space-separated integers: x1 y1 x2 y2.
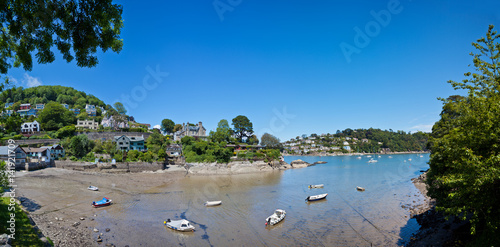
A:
76 119 99 130
22 147 51 162
21 120 40 134
85 104 96 116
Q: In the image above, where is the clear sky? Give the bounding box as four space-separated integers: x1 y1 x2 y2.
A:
6 0 500 141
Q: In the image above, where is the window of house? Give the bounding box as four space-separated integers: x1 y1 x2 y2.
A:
119 142 123 145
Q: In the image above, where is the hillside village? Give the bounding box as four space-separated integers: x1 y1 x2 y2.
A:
0 86 429 171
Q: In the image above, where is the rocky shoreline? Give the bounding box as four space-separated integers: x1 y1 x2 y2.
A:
406 171 469 246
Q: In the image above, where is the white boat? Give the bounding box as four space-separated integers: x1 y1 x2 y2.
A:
204 200 222 206
306 193 328 201
388 156 393 158
419 155 423 157
367 155 372 158
356 186 365 191
88 186 98 191
164 219 195 232
308 184 324 189
265 209 286 226
356 156 362 159
378 155 381 158
408 158 412 161
367 158 378 163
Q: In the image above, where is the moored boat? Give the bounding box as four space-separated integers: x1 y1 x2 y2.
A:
308 184 324 189
88 185 98 191
306 193 328 201
204 200 222 206
164 219 195 232
92 197 111 207
356 186 365 192
265 209 286 226
367 158 378 163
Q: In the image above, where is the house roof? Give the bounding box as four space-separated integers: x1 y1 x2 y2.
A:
22 147 49 153
114 135 144 142
0 145 25 155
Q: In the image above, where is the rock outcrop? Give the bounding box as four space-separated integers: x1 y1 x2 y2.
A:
289 159 313 168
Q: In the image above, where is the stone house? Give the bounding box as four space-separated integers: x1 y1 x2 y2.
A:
174 122 207 141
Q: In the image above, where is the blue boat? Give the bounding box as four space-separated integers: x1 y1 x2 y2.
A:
92 197 112 207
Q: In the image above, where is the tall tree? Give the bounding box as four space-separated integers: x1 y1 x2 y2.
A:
161 119 175 134
69 134 94 158
261 133 281 149
173 124 182 133
231 115 253 142
427 25 500 244
210 119 232 143
0 0 123 86
38 102 76 130
113 102 127 115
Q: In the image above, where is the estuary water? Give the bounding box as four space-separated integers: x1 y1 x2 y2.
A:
96 153 430 246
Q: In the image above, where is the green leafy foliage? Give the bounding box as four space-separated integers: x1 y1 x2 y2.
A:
182 137 233 163
209 119 232 143
0 0 123 81
0 161 8 192
38 102 75 131
0 198 45 246
427 25 500 244
161 119 175 134
68 134 94 158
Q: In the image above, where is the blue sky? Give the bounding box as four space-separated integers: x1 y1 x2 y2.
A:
6 0 500 141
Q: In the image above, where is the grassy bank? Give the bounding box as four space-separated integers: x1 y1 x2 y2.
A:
0 197 47 246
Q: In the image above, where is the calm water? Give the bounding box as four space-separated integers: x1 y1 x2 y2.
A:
96 153 430 246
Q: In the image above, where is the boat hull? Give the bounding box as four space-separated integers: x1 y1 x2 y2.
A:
204 201 222 206
306 193 328 201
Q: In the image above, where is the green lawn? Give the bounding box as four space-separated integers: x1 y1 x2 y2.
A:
0 197 45 246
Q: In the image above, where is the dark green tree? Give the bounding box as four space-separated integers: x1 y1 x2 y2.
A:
161 119 175 134
260 133 281 149
231 115 253 142
427 25 500 244
0 0 123 85
38 102 75 130
69 134 94 158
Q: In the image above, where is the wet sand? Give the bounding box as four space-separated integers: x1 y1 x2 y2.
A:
15 168 186 246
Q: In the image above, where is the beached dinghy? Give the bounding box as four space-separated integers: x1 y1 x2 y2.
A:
164 219 195 232
356 186 365 192
92 197 112 207
265 209 286 226
306 193 328 201
204 200 222 206
88 185 98 191
308 184 324 189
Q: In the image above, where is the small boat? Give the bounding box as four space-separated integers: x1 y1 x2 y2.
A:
378 155 381 158
408 158 412 161
164 219 195 232
356 156 362 159
88 186 98 191
367 158 378 163
388 156 393 158
204 200 222 206
356 186 365 192
265 209 286 226
367 155 372 158
92 197 112 207
419 155 423 158
306 193 328 201
308 184 324 189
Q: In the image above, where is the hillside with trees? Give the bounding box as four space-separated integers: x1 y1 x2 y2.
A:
283 128 429 155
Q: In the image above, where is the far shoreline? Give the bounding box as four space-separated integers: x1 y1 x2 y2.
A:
282 151 430 157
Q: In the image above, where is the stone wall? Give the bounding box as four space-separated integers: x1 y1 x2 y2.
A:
5 139 60 146
54 161 97 171
77 131 152 141
54 160 165 172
